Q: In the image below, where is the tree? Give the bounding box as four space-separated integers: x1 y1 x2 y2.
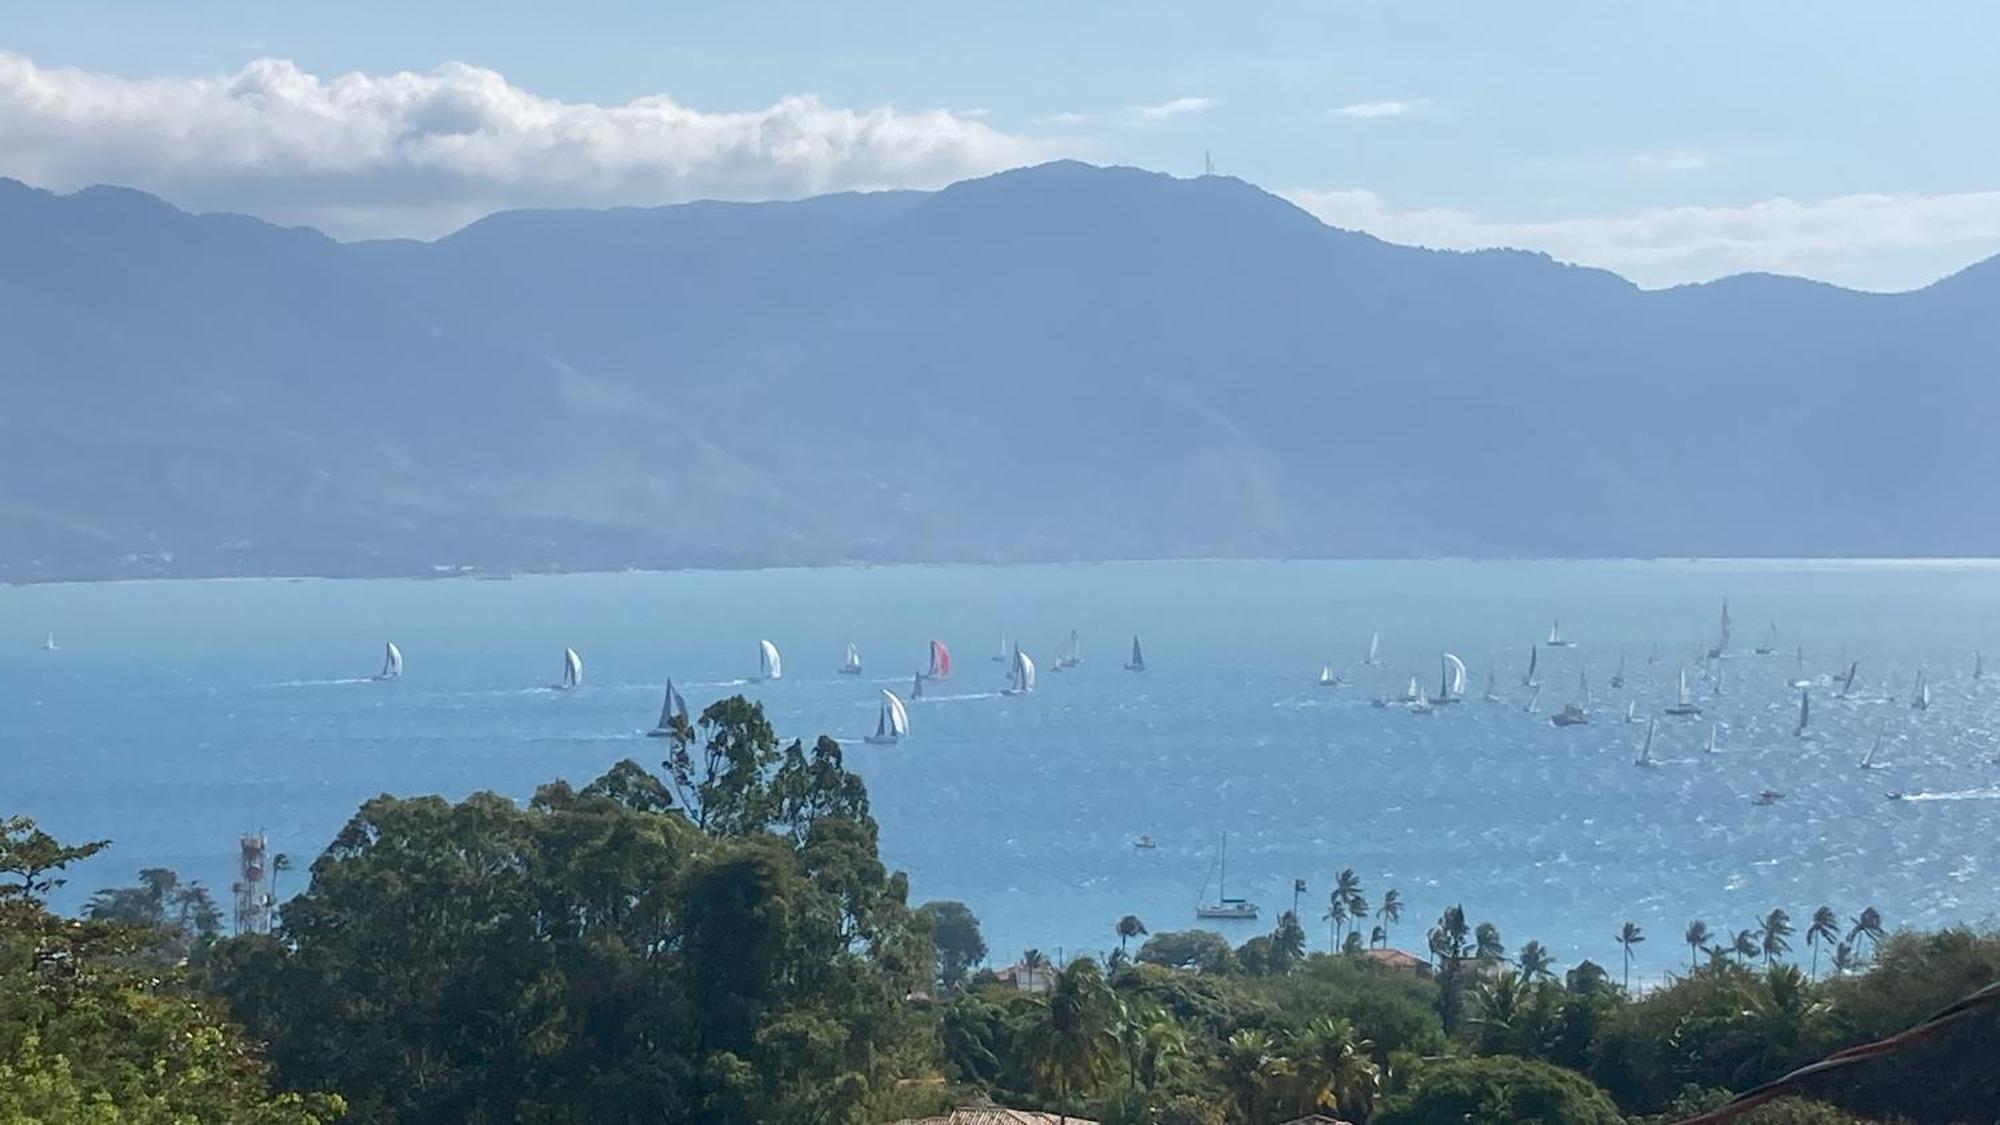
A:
1616 921 1646 991
1686 918 1713 971
271 852 293 909
1846 907 1885 957
1475 921 1506 963
1270 910 1306 973
0 815 108 906
1135 930 1233 974
1733 928 1761 964
1022 947 1053 990
1517 939 1555 983
1472 970 1532 1055
1220 1029 1283 1124
1369 924 1386 950
919 900 988 992
1830 940 1860 976
1760 908 1794 965
1378 888 1403 945
1566 959 1612 995
1115 913 1148 953
1287 1015 1379 1120
1373 1056 1624 1125
1429 905 1473 1031
1324 893 1349 951
1019 958 1119 1118
85 866 222 963
1806 906 1840 977
1342 930 1365 956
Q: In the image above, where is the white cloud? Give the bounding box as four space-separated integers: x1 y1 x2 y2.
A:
1332 98 1431 120
0 51 1064 239
1282 185 2000 290
1628 149 1711 174
1036 110 1095 127
1125 96 1221 124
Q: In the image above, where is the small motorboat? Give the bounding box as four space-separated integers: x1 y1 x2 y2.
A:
1753 789 1785 806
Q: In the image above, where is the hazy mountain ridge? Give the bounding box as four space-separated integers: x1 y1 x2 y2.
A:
2 161 1995 580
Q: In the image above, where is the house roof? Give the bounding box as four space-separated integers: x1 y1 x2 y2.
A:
890 1109 1100 1125
1361 947 1428 971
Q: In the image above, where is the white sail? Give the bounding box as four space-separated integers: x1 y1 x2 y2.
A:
379 641 403 680
1578 669 1592 710
840 643 862 673
42 632 58 651
993 633 1010 663
1366 633 1380 665
1677 666 1692 706
1861 730 1883 768
885 690 909 737
1625 700 1637 724
1706 723 1718 753
1612 648 1626 686
1718 600 1731 651
1404 675 1422 702
1441 652 1468 700
1009 645 1037 693
562 647 583 689
1548 620 1563 645
1523 685 1542 713
1912 670 1930 710
1319 662 1338 686
759 639 783 681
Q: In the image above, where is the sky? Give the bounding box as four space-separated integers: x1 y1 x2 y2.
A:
4 1 2000 289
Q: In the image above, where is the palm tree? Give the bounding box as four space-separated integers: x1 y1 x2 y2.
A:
1472 970 1531 1054
1378 889 1403 945
1846 906 1885 957
1115 914 1147 953
1759 908 1793 965
1221 1029 1283 1124
1615 921 1645 991
1287 1016 1379 1120
1806 906 1840 977
1369 924 1386 950
1831 940 1860 976
1021 947 1052 991
1731 929 1760 964
1684 919 1711 971
1125 1008 1189 1093
1335 867 1364 914
1020 958 1119 1120
1272 910 1307 972
1516 940 1554 983
1474 921 1506 963
1324 893 1349 951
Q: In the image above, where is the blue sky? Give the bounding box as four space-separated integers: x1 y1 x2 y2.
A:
5 1 2000 288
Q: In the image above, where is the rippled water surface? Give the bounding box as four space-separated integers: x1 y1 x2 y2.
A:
7 560 1999 979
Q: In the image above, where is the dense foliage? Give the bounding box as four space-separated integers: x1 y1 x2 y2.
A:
11 698 1998 1123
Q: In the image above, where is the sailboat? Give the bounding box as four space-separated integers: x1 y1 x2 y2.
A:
375 641 404 681
911 670 926 700
40 633 57 652
1545 620 1573 648
926 640 952 681
1364 633 1381 667
1610 649 1626 689
1522 685 1542 713
865 690 910 745
1755 622 1777 656
646 679 689 737
1319 661 1341 687
1793 689 1812 738
1407 685 1434 715
838 643 863 675
1706 599 1732 659
1402 675 1423 704
1664 665 1702 716
1836 660 1859 699
1635 718 1659 767
992 633 1010 663
758 640 784 682
1789 645 1812 689
1482 667 1501 703
1860 729 1885 769
1522 644 1541 688
1705 723 1719 754
1004 645 1036 695
1712 659 1726 698
558 647 583 691
1910 669 1931 711
1436 653 1468 705
1056 630 1082 670
1124 635 1146 672
1195 833 1259 920
1551 669 1590 726
1624 700 1640 725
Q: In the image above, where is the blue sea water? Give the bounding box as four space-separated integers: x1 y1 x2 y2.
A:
5 560 1999 982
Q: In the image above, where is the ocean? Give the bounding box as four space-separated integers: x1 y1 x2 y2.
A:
5 560 1998 982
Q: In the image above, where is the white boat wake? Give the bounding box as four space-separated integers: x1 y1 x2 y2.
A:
1895 786 2000 802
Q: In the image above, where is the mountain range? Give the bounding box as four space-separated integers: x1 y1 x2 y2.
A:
3 160 1997 581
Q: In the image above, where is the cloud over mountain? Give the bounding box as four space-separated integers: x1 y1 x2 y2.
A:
0 51 1062 238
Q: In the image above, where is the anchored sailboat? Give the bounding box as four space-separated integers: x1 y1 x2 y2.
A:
1635 718 1659 767
926 640 952 680
865 690 910 745
559 647 583 691
758 640 783 682
838 643 863 675
1195 833 1259 920
646 679 689 737
375 641 403 681
1124 635 1146 672
1664 665 1702 716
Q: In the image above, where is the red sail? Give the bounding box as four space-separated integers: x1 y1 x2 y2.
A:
930 640 952 679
